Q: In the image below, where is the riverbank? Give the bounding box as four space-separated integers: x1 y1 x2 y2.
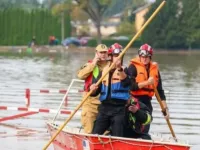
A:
0 45 200 57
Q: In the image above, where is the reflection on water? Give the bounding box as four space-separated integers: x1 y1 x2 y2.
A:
0 50 200 150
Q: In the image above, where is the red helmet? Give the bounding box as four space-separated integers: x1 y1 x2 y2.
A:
138 44 153 57
108 43 123 55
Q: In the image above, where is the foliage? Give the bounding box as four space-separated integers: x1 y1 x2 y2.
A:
182 0 200 49
87 38 142 48
117 20 135 36
0 8 71 45
141 0 200 49
0 0 41 10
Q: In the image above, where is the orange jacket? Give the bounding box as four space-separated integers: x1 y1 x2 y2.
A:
130 57 159 97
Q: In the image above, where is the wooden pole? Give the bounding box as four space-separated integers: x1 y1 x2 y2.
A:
154 87 177 142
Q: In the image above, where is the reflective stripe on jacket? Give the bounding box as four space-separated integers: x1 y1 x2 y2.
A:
84 64 100 92
130 57 159 97
99 65 130 101
127 98 152 133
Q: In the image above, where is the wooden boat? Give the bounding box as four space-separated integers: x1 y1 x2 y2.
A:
47 122 190 150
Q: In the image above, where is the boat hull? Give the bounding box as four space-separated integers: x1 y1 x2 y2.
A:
47 123 190 150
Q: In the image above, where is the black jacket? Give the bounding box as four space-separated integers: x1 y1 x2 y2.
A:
124 101 152 139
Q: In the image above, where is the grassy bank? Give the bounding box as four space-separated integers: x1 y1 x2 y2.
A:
0 46 200 57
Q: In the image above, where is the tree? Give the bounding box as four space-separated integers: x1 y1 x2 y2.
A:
141 0 186 49
51 1 72 40
0 0 41 10
142 0 200 49
73 0 112 43
117 20 135 36
182 0 200 49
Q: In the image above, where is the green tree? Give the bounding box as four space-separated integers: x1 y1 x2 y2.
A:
182 0 200 49
142 0 186 49
73 0 112 43
142 0 200 49
0 0 41 10
117 20 135 36
51 1 72 40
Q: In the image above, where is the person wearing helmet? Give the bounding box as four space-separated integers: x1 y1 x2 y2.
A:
77 44 109 134
89 43 130 137
127 43 169 135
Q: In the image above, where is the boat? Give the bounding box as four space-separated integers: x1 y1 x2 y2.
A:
47 122 191 150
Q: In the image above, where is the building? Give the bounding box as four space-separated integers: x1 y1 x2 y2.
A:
132 3 152 32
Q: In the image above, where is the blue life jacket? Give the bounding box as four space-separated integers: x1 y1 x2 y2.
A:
99 66 130 101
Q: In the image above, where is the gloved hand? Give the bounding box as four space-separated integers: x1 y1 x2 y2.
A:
162 107 170 119
128 104 139 113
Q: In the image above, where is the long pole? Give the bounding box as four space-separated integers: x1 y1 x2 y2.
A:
43 1 167 149
154 87 177 142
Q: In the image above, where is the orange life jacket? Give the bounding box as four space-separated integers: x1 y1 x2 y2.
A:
130 57 159 97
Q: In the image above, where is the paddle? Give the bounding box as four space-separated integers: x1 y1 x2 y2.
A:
43 1 167 149
153 86 178 142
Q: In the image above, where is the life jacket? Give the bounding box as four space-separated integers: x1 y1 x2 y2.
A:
99 65 130 101
84 61 100 92
127 97 152 133
130 57 159 97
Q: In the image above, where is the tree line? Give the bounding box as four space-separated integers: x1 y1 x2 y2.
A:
0 8 71 45
142 0 200 49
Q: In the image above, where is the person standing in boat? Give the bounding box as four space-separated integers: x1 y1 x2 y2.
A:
124 97 152 140
77 44 109 134
127 43 169 134
90 43 129 137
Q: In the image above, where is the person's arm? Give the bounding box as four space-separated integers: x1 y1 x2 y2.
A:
157 71 169 119
128 64 154 90
118 67 131 87
77 63 96 79
77 54 100 79
90 83 102 97
128 102 152 125
157 71 166 100
89 71 102 97
127 64 139 90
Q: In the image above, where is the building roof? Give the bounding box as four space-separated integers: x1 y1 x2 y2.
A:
132 3 152 14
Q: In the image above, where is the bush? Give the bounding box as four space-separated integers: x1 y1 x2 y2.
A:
87 38 142 48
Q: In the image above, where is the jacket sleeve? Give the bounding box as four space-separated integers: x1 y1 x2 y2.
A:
134 102 152 125
127 64 139 91
120 67 131 87
90 72 102 97
157 71 166 101
77 63 96 80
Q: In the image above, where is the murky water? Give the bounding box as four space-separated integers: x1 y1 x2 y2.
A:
0 49 200 150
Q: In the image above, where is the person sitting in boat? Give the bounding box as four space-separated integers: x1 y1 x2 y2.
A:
77 44 109 134
90 43 130 137
124 97 152 140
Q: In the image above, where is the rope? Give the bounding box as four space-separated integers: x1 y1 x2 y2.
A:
108 136 114 150
71 134 175 149
97 135 105 149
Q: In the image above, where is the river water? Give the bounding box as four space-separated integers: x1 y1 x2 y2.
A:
0 49 200 150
